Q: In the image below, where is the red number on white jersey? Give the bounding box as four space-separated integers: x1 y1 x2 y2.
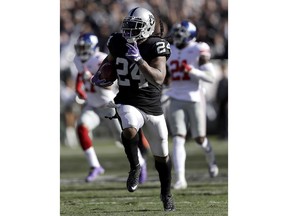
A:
169 60 190 81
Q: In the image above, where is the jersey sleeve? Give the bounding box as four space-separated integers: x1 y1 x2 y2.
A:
106 33 127 57
93 52 108 71
73 56 84 72
151 38 171 59
73 56 87 99
197 42 211 59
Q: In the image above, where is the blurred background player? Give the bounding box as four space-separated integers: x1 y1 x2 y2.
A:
166 21 219 190
60 69 79 147
216 61 228 140
74 33 148 183
91 7 175 211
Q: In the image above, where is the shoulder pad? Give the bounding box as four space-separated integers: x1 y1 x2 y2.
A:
198 42 211 58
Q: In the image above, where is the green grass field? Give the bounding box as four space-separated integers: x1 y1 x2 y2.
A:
60 137 228 215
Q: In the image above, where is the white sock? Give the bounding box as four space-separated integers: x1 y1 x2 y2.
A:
201 137 209 150
173 136 186 182
65 127 78 147
84 147 100 168
138 148 145 166
201 138 215 167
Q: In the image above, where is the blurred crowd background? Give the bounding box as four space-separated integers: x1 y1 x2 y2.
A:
60 0 228 147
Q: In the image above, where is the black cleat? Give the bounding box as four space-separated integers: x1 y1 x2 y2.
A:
160 194 175 211
126 165 141 192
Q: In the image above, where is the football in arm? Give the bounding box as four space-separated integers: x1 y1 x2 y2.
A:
99 62 117 82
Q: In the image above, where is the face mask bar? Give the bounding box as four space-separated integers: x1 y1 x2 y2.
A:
122 18 146 42
174 27 189 38
75 44 91 55
173 26 191 46
74 43 95 62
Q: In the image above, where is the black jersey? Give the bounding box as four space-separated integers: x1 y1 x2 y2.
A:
107 33 171 115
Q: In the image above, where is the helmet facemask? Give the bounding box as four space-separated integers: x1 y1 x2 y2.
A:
75 43 95 62
122 17 146 43
121 7 155 43
173 26 190 47
74 34 98 62
172 21 197 47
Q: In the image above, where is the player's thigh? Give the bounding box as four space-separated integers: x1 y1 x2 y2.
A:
103 117 122 140
116 104 144 131
168 98 187 136
188 101 206 138
77 106 100 130
143 114 169 157
97 106 117 119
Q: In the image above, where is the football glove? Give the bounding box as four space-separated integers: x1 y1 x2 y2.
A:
90 71 113 87
182 61 192 73
125 42 142 62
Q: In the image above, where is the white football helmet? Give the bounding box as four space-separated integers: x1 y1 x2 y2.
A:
74 33 99 62
122 7 155 43
172 21 197 47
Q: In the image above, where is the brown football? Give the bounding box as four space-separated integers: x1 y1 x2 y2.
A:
99 63 117 82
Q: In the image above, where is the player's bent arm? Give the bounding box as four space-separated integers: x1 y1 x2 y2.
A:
191 62 215 83
75 72 87 99
103 53 115 64
90 53 115 89
101 54 115 90
184 55 215 83
137 56 167 85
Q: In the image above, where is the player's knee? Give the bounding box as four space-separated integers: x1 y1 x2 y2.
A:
154 155 169 163
175 134 185 138
195 136 205 145
122 127 138 140
76 124 87 133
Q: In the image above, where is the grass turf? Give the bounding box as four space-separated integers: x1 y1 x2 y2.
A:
60 137 228 215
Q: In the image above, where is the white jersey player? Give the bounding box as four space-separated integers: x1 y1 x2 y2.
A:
166 21 219 189
74 33 148 183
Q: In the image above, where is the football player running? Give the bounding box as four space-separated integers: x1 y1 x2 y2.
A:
166 21 219 190
91 7 175 211
74 33 148 183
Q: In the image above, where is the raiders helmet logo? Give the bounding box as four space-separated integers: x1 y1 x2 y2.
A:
149 15 155 26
